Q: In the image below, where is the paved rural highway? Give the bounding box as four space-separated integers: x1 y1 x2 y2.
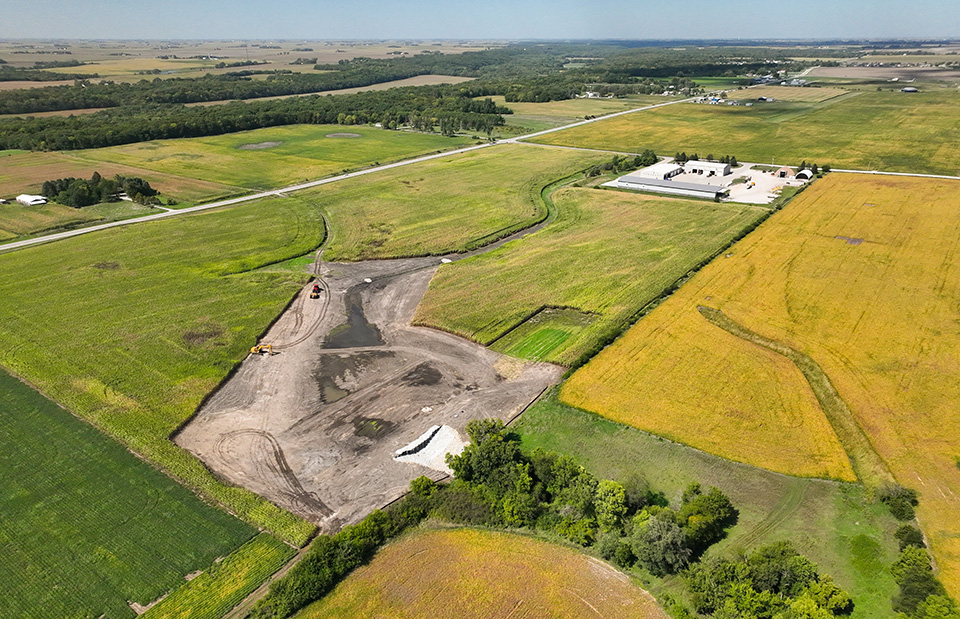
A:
0 97 694 254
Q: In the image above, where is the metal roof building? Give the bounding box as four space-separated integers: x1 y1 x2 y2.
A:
615 174 726 200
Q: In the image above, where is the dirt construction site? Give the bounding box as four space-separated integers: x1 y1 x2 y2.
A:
176 248 562 533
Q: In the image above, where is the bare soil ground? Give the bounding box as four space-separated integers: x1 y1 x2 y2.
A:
176 249 561 532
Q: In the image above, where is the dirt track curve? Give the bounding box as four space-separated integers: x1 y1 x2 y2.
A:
176 238 562 532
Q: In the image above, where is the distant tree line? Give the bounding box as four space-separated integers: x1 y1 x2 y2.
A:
0 84 510 150
41 172 158 207
0 65 99 82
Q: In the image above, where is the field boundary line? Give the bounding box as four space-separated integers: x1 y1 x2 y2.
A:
697 306 892 487
0 98 695 254
833 169 960 180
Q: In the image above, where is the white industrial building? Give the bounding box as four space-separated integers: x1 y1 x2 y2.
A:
634 161 683 180
615 173 726 200
16 194 47 206
686 160 731 177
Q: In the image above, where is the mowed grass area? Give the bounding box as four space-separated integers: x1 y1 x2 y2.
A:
0 195 324 545
78 124 475 190
414 186 767 365
309 143 605 261
562 174 960 597
142 533 295 619
298 527 669 619
0 150 241 204
530 90 960 175
515 395 901 619
0 367 255 619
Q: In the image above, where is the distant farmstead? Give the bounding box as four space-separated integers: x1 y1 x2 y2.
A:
16 194 47 206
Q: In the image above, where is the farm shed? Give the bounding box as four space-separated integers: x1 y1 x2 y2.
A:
686 160 731 177
795 169 814 180
16 194 47 206
775 166 795 178
634 161 684 180
616 174 726 199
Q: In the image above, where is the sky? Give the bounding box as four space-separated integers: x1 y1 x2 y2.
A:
2 0 959 41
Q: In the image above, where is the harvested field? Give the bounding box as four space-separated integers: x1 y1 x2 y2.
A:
77 124 474 189
299 527 669 619
562 173 960 597
0 195 325 545
529 90 960 175
740 85 851 102
307 144 606 261
177 243 562 529
0 366 255 619
0 150 239 203
515 393 901 619
414 186 767 365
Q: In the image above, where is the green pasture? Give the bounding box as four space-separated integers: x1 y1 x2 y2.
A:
0 195 324 545
0 367 255 619
0 200 159 243
414 186 766 365
142 533 295 619
490 94 674 135
77 124 475 190
528 90 960 175
307 143 605 261
514 391 901 618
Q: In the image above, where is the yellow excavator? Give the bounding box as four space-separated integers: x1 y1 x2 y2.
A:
250 344 273 355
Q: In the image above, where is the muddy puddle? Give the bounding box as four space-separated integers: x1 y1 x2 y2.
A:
322 289 383 349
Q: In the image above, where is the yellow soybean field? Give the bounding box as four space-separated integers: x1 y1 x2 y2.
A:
562 173 960 597
298 528 668 619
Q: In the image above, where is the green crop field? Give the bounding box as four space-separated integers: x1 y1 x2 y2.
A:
529 90 960 175
490 94 674 134
514 392 901 619
0 194 324 545
307 143 606 261
77 124 475 190
0 151 241 204
0 367 255 619
142 533 295 619
414 186 766 364
299 527 668 619
0 200 160 243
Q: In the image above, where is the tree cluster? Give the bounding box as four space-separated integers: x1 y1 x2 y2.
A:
685 541 854 618
444 420 738 577
41 172 158 207
586 151 658 177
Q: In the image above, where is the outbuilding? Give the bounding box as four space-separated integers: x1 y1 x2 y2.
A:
634 161 684 180
16 194 47 206
686 160 731 177
616 173 726 200
795 169 815 180
775 166 795 179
